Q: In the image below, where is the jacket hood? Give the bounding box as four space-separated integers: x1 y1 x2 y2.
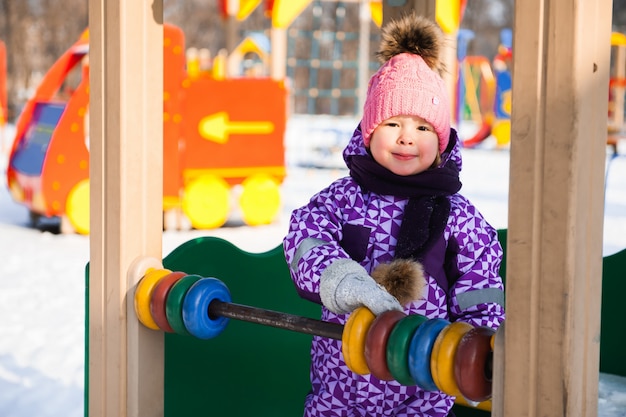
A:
342 124 463 172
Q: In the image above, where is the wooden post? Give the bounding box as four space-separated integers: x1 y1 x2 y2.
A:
609 41 626 132
270 27 287 81
88 1 164 416
225 0 239 58
493 0 612 416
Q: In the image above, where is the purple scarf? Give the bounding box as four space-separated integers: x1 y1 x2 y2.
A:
348 134 462 261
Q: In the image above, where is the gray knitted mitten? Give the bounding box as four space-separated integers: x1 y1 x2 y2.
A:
319 258 403 315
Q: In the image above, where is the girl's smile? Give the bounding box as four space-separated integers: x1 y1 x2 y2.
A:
392 152 417 160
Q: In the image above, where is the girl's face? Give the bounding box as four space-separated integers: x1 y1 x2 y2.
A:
368 115 439 176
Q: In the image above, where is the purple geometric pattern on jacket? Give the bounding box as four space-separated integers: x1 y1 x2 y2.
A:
303 336 455 417
283 126 505 416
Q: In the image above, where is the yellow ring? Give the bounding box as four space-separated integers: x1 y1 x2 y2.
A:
134 268 172 330
342 307 375 375
430 321 473 396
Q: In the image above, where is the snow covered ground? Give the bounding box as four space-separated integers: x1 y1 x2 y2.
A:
1 116 625 416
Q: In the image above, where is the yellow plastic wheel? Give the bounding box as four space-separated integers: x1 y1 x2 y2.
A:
239 174 281 226
134 268 172 330
182 175 230 229
430 321 473 397
342 307 375 375
491 119 511 147
66 179 90 235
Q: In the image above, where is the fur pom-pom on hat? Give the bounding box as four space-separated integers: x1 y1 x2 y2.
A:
376 13 445 75
361 13 451 153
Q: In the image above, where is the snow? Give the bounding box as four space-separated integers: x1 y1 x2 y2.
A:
1 116 626 416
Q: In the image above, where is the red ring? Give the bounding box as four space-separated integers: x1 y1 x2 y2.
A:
454 326 495 402
150 271 187 332
364 310 406 381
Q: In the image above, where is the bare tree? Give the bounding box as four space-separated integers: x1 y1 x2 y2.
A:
164 0 271 55
461 0 514 59
2 0 624 120
0 0 33 120
614 0 626 33
0 0 87 121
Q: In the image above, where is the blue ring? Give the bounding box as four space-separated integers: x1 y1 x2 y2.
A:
386 314 428 385
408 318 450 391
182 277 232 340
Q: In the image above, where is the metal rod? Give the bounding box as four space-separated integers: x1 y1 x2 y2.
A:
208 300 344 340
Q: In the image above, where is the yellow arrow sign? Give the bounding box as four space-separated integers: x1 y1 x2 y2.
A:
198 111 274 144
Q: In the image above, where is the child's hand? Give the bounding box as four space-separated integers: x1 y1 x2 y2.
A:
320 259 403 315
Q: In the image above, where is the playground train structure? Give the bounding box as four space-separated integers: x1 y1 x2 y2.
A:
5 23 626 235
5 23 287 235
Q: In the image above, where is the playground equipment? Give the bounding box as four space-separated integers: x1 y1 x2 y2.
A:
609 31 626 152
0 40 7 153
459 55 496 147
112 235 495 416
134 265 496 407
5 24 287 234
456 29 512 148
86 2 610 417
0 40 6 127
84 228 625 416
461 27 626 151
490 29 512 147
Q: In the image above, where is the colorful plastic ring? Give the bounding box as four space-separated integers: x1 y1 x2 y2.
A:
454 326 496 402
341 307 376 375
386 314 428 385
165 274 203 336
364 310 406 381
182 277 232 340
408 318 450 391
150 271 186 333
134 268 172 330
430 321 474 396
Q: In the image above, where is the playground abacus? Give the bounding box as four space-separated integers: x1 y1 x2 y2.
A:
132 258 497 412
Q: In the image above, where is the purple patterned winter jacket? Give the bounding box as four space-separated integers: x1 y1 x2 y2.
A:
283 126 505 417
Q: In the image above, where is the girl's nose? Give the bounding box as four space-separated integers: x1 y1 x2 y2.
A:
398 134 414 146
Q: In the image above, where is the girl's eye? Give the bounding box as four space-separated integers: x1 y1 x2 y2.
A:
417 126 430 131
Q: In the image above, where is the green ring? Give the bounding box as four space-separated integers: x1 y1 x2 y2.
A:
165 274 203 336
386 314 428 385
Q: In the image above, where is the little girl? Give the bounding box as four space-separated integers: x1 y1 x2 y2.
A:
283 13 505 417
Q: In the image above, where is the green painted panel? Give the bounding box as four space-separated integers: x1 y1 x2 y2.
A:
599 248 626 377
162 237 320 417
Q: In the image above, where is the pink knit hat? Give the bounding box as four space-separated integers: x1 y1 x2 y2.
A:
361 15 450 153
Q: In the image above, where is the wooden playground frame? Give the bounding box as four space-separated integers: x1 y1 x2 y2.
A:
87 1 611 416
